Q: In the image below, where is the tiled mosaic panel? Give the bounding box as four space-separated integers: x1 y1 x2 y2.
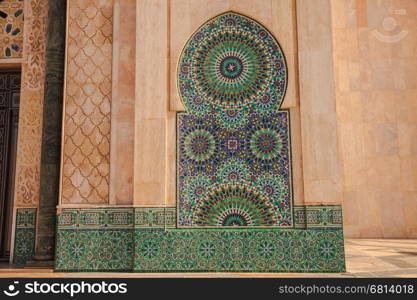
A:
177 13 292 228
13 208 36 265
57 207 176 229
177 111 292 227
135 229 344 272
55 228 345 272
56 229 134 271
294 206 343 229
178 13 287 113
0 0 23 58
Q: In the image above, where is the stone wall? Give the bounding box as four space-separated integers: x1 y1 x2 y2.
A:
61 0 113 205
332 0 417 238
13 0 48 208
55 0 346 272
109 0 135 205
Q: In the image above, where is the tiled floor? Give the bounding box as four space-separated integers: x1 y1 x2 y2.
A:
0 239 416 278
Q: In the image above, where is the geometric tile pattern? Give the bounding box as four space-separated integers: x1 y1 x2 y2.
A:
135 208 176 229
54 13 345 273
178 13 287 113
294 205 343 229
55 227 345 272
0 0 24 58
177 13 292 228
134 229 345 272
56 229 134 271
55 206 345 272
57 207 342 230
13 208 36 265
57 207 176 229
8 239 417 277
61 0 113 204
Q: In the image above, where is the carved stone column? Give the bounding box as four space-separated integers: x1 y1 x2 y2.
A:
28 0 66 267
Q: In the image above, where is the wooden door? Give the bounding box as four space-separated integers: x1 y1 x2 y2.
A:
0 70 20 260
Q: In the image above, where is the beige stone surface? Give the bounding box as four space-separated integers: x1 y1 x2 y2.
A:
296 0 344 206
332 0 417 237
13 0 48 207
134 0 168 206
61 0 114 205
110 0 136 205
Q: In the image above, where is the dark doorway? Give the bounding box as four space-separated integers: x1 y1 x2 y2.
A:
0 70 20 261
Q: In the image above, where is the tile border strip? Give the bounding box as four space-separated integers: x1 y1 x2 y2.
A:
58 206 342 229
294 205 343 229
13 208 36 265
57 207 176 229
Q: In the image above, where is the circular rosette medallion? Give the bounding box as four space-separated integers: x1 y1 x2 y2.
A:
316 241 337 261
178 114 220 175
248 234 285 267
192 183 277 227
178 13 287 113
193 33 269 108
216 158 251 183
250 128 283 160
216 107 248 129
194 237 226 268
245 112 290 174
184 129 216 162
309 232 343 264
138 240 162 261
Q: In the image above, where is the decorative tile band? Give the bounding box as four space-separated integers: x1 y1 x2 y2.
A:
57 208 176 229
13 208 36 265
57 206 342 229
55 227 345 272
294 206 343 229
135 229 344 272
55 206 345 272
56 229 134 271
135 208 176 228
